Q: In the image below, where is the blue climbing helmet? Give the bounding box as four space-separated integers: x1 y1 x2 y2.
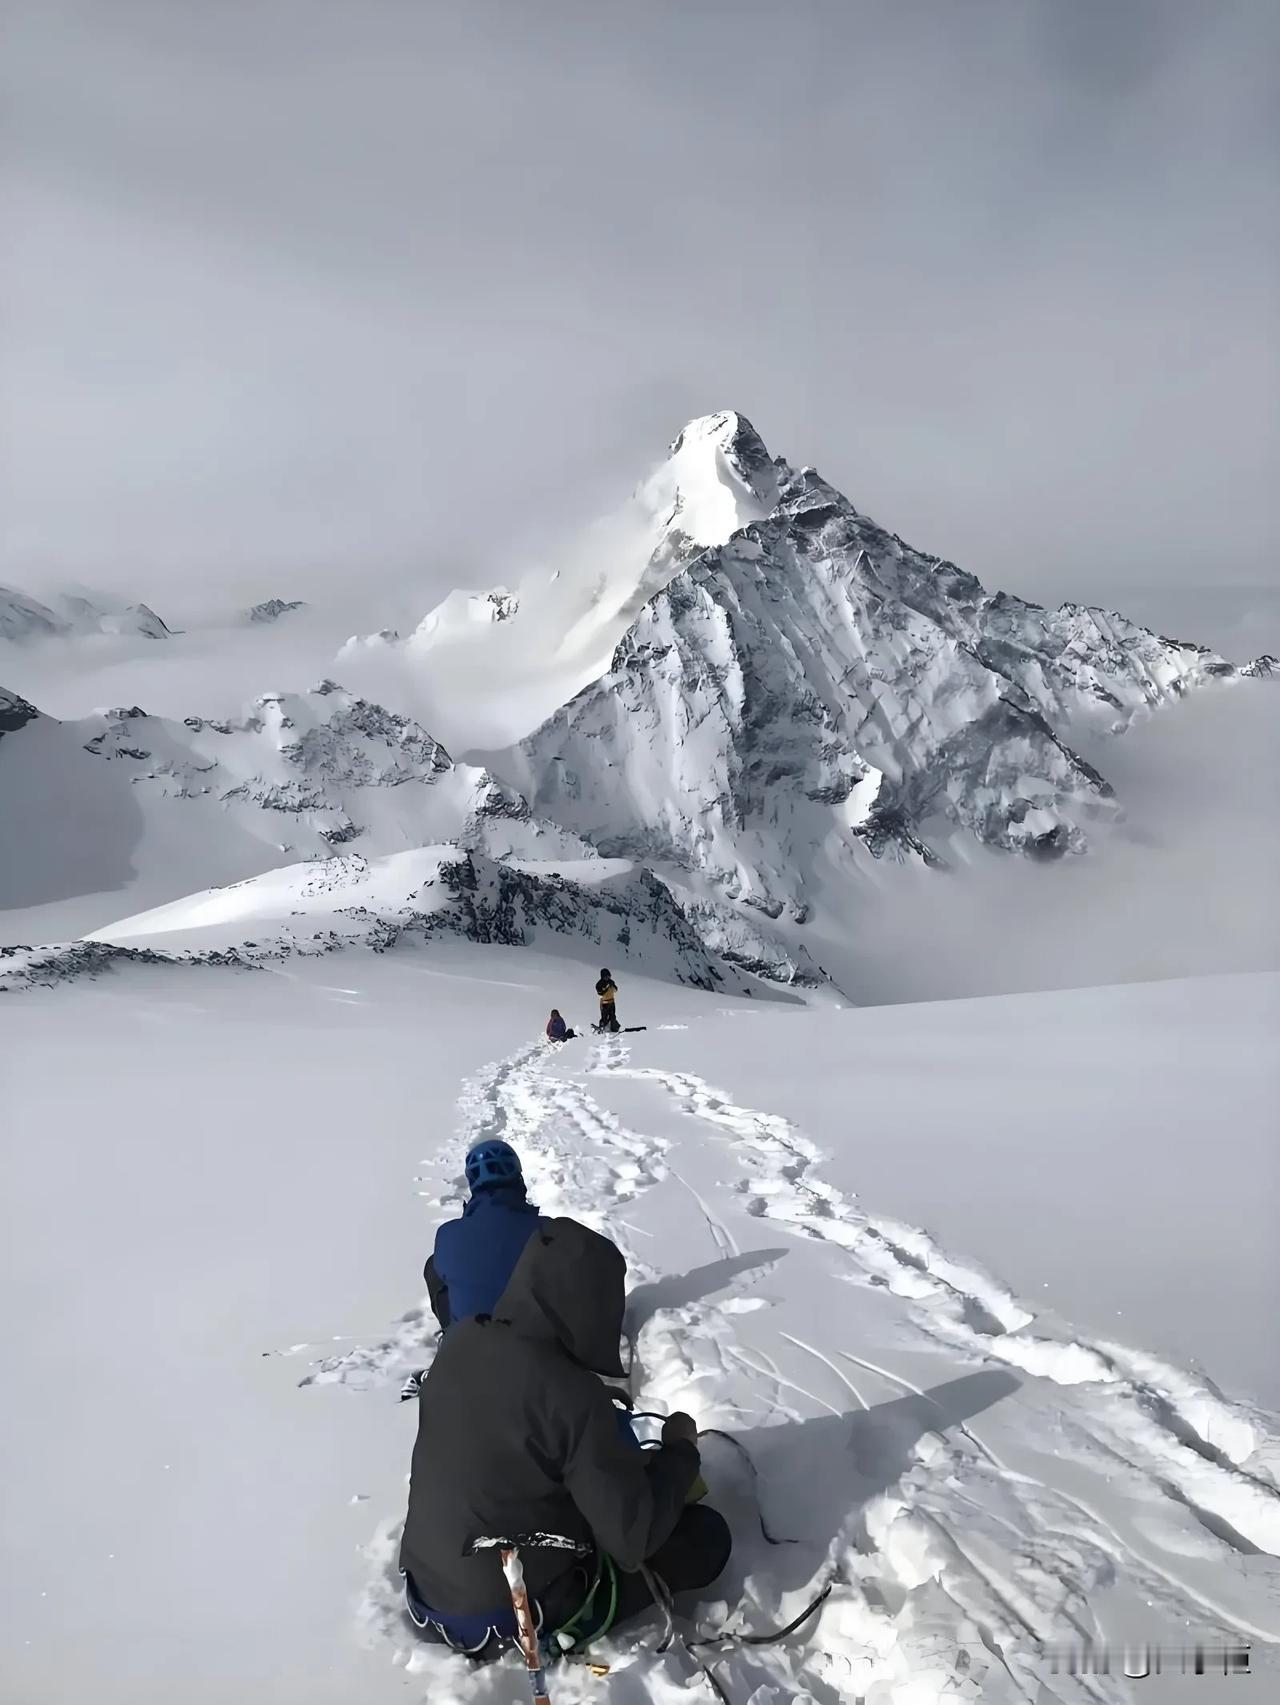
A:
464 1139 523 1193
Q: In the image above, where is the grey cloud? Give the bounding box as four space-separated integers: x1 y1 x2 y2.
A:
1 0 1276 631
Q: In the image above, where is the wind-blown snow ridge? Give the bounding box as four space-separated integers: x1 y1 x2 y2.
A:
643 410 780 561
408 587 519 651
333 412 777 706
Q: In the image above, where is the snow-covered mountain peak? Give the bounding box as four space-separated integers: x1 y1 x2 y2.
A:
506 417 1271 935
640 410 781 565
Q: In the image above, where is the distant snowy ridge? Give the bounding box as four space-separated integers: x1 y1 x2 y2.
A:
0 679 592 912
0 939 258 992
0 583 171 642
0 848 793 998
504 412 1271 912
3 676 825 994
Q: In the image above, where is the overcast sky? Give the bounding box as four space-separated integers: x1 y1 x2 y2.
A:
2 0 1276 620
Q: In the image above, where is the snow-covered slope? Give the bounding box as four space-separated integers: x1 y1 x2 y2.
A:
503 414 1270 916
5 955 1277 1704
0 582 171 642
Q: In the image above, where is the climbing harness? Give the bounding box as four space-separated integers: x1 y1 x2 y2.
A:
434 1423 832 1703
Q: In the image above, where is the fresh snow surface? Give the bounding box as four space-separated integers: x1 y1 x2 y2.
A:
3 949 1277 1705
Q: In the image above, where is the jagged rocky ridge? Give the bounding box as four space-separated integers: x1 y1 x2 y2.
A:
0 940 258 993
507 413 1271 911
0 687 40 737
247 598 307 624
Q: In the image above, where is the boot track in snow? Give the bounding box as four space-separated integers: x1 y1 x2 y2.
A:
302 1036 1280 1702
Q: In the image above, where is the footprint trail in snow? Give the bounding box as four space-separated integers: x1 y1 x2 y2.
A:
341 1038 1280 1703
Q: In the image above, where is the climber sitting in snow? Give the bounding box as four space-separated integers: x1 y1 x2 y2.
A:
404 1140 632 1405
400 1216 731 1657
424 1141 546 1331
545 1008 575 1042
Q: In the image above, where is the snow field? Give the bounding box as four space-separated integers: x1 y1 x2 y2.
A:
320 971 1280 1703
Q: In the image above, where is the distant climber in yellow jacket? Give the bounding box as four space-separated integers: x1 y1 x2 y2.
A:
595 968 620 1034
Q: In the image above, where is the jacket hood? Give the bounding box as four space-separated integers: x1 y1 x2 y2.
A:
493 1217 626 1378
465 1179 532 1213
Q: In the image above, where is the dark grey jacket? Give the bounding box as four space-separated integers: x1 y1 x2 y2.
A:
399 1217 700 1616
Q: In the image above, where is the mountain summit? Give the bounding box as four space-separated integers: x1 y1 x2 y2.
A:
501 412 1264 919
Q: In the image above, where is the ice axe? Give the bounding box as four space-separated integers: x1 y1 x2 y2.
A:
468 1531 590 1704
